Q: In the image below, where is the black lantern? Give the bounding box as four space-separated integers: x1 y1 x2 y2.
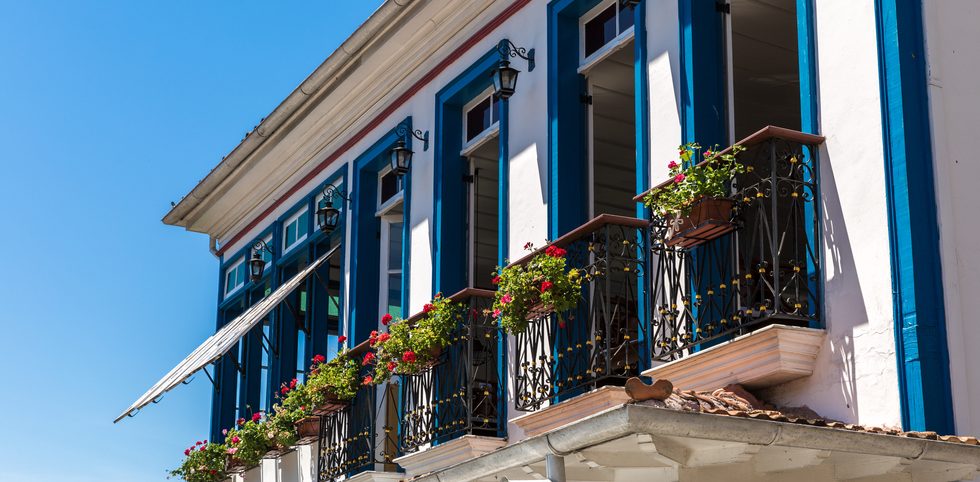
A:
316 183 351 234
249 240 272 282
389 139 413 177
492 39 534 100
316 198 342 234
492 59 520 100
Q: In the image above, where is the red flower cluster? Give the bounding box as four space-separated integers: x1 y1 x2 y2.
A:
376 332 390 344
289 378 298 389
281 385 290 395
362 375 373 385
338 335 347 343
491 275 501 285
369 330 379 345
402 351 416 363
674 173 686 183
387 361 397 371
362 352 376 366
251 412 262 423
545 245 567 258
381 313 393 325
422 303 434 313
668 160 679 169
540 281 554 292
312 354 326 365
237 417 245 427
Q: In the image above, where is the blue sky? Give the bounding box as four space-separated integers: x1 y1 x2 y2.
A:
0 1 383 480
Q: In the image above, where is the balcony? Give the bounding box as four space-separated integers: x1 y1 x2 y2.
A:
644 126 826 389
393 289 505 477
510 215 648 434
316 345 398 482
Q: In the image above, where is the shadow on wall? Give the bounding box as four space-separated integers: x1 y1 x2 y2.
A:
760 145 862 424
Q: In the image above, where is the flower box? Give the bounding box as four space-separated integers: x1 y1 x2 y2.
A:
294 416 320 439
311 390 349 416
225 455 248 473
665 197 735 248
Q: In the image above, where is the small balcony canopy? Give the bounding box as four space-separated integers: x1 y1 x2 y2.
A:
113 244 339 423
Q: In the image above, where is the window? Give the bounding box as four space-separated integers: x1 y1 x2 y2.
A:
224 256 248 298
282 208 309 253
582 1 634 59
383 220 404 319
377 168 402 210
463 90 501 145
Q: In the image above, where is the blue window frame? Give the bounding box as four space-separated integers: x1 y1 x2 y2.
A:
282 207 310 254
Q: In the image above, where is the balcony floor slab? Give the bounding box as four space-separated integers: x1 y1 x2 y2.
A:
511 385 632 438
393 435 506 478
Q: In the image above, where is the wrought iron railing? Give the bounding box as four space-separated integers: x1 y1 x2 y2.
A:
648 126 825 361
317 345 398 481
513 215 649 411
398 289 502 454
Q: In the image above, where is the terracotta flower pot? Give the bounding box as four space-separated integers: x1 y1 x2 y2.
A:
312 390 350 416
225 455 247 473
294 415 320 439
664 197 735 248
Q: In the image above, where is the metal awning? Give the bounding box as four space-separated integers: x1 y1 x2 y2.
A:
114 244 339 423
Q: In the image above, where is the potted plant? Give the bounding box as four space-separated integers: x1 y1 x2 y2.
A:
642 143 746 248
492 243 583 335
169 441 227 482
224 413 273 472
369 296 464 383
305 350 359 416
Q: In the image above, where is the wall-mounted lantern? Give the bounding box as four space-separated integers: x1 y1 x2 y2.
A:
492 39 535 100
249 240 273 282
390 124 429 178
316 183 352 234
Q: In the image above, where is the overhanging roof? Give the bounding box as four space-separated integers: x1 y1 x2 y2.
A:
114 244 338 423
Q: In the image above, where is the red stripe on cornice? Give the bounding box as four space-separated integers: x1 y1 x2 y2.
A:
217 0 533 256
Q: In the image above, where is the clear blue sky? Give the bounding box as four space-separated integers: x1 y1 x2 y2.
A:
0 1 383 480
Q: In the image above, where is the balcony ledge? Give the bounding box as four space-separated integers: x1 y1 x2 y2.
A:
393 435 506 478
344 470 405 482
511 386 632 438
642 324 825 391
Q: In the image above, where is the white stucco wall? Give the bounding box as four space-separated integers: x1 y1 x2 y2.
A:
751 0 902 428
923 0 980 437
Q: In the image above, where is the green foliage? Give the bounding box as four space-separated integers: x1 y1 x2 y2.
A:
642 143 746 216
493 244 583 335
224 418 273 469
168 441 227 482
370 295 464 384
305 351 359 403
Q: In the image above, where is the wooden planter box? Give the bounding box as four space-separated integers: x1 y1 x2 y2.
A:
294 416 320 439
665 197 735 248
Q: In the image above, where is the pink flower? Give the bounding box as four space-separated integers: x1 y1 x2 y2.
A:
222 429 228 436
540 281 554 292
491 275 501 285
402 351 417 363
231 436 241 444
199 446 206 452
673 173 686 184
251 412 262 423
184 449 190 456
667 161 679 169
492 308 502 317
703 150 713 158
227 447 239 455
381 313 393 325
500 294 513 304
237 418 245 427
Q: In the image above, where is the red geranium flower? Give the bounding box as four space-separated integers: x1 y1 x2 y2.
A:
281 385 290 395
540 281 554 292
362 376 373 385
312 354 326 365
387 361 397 371
338 335 347 344
545 245 567 258
422 303 434 313
376 332 390 344
402 351 416 363
369 330 379 346
668 160 679 169
362 352 376 366
184 448 190 456
237 417 245 426
231 436 241 444
674 173 686 183
251 412 262 423
491 275 501 285
289 378 297 389
381 313 393 325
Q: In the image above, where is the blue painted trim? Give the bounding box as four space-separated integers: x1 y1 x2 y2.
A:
796 0 823 326
678 0 726 145
348 120 410 345
632 0 652 371
432 45 507 295
874 0 954 433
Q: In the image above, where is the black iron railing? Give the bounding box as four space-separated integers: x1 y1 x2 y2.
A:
513 215 648 411
398 289 502 454
649 126 825 361
317 346 398 481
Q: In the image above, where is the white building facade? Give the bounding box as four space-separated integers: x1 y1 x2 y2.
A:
136 0 980 480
